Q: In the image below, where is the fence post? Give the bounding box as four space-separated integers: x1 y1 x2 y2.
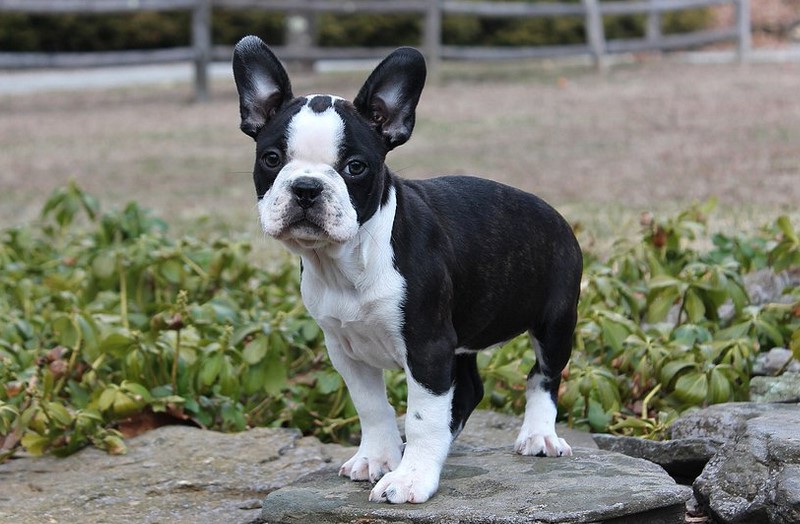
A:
286 0 315 71
736 0 751 63
191 0 211 102
582 0 606 70
646 0 662 49
424 0 442 81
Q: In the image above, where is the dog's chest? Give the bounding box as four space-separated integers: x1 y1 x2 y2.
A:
301 263 406 369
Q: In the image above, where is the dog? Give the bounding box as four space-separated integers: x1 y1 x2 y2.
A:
232 36 583 504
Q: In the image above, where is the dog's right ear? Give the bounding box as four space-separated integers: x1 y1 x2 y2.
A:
233 35 293 139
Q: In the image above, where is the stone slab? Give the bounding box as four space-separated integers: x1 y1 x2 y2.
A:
0 425 353 524
261 447 691 524
593 434 720 483
750 373 800 403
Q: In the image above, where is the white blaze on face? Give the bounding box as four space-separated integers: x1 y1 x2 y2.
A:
287 98 344 165
258 96 359 247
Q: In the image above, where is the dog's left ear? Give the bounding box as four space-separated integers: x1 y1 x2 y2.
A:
354 47 426 150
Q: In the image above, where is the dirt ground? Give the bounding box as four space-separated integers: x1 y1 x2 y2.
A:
1 58 798 245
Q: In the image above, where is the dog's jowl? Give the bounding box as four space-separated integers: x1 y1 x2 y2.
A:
233 35 583 504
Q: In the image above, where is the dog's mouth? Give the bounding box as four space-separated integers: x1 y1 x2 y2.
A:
274 210 330 242
289 216 325 236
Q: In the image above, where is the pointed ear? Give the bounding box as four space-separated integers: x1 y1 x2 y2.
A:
232 35 293 139
354 47 426 150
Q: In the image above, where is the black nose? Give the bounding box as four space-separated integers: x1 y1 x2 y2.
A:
291 177 324 209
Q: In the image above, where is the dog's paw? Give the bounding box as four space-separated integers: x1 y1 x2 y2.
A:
514 431 573 457
368 469 438 504
339 446 402 482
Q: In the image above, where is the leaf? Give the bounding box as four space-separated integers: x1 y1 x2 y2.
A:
673 324 712 345
121 381 152 403
648 275 684 290
99 332 134 357
684 289 706 324
716 321 751 340
103 434 127 455
262 347 288 396
21 433 50 456
595 377 621 412
111 392 140 418
587 398 613 432
601 318 630 353
660 360 696 387
776 215 797 241
315 370 343 395
92 251 117 280
159 259 183 284
51 315 79 348
45 402 73 427
492 362 524 385
199 353 223 387
755 319 785 348
218 357 239 397
647 288 680 323
242 336 268 365
674 372 708 404
708 368 733 404
98 388 117 411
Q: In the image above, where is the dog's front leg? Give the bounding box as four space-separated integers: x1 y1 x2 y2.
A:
327 339 403 482
369 369 454 504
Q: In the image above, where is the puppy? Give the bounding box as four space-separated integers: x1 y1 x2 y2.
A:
233 36 582 504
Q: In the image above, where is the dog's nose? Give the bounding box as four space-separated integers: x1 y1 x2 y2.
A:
291 177 324 209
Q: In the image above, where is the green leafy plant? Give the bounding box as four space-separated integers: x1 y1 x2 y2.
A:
0 182 357 460
1 185 798 461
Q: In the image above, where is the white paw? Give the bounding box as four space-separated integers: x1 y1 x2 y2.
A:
368 468 438 504
515 431 573 457
339 445 402 482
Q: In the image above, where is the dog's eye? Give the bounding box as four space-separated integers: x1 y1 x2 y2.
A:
260 150 282 169
345 160 367 176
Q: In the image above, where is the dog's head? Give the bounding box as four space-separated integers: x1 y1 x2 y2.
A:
233 36 426 250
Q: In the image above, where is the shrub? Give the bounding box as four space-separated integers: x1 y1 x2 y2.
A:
2 184 797 461
0 3 712 52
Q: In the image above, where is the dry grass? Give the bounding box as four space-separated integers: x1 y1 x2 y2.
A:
1 58 799 248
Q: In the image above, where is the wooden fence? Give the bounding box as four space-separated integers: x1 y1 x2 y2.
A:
0 0 752 101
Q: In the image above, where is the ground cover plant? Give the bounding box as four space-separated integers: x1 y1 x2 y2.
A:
1 183 797 460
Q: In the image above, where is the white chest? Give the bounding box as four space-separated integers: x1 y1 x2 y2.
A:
296 187 407 370
302 274 405 369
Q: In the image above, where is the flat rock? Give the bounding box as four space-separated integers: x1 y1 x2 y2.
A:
750 373 800 403
261 447 691 524
0 425 353 524
0 411 594 524
669 402 793 442
592 434 721 483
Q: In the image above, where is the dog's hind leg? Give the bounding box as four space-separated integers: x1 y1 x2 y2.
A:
450 352 484 438
515 308 576 457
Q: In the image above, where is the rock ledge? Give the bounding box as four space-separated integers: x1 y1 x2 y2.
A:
261 445 691 524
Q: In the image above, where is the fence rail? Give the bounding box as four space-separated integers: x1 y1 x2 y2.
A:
0 0 752 101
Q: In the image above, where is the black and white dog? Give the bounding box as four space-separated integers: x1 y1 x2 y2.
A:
233 36 582 504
